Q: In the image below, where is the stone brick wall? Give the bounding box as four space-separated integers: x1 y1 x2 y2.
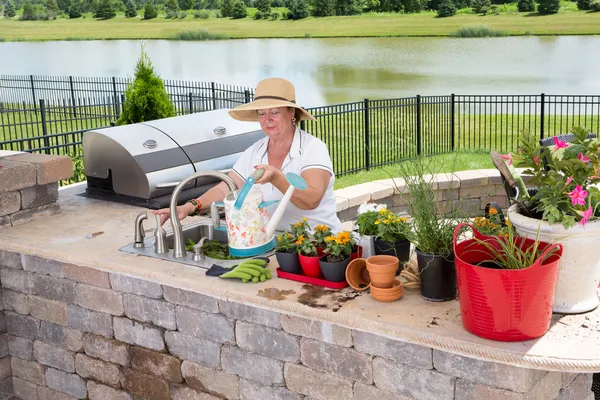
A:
0 153 73 230
0 250 595 400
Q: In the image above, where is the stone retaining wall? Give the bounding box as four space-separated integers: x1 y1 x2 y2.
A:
0 251 594 400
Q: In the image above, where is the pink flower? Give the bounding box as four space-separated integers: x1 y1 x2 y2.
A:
499 152 513 166
553 137 569 151
569 185 588 206
533 155 540 165
566 176 573 185
578 153 591 163
580 207 593 226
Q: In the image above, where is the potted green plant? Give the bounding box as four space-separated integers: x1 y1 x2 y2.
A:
319 231 354 282
454 222 563 341
313 224 332 256
373 209 411 264
507 126 600 313
356 203 387 258
296 234 321 278
275 232 301 274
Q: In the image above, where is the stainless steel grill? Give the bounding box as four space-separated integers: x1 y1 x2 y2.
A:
83 109 262 209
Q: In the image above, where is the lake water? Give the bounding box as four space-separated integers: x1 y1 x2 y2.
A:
2 36 600 107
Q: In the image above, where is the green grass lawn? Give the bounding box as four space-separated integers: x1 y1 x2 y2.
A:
1 7 600 41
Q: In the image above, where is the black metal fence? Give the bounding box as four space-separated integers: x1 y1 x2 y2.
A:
1 74 600 177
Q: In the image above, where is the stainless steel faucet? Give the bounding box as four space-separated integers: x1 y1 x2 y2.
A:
170 171 238 258
134 212 148 248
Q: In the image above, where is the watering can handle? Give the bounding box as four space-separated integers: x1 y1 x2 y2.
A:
234 169 265 210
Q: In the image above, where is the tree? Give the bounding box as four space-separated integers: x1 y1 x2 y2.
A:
335 0 361 15
517 0 534 11
124 0 137 16
95 0 116 18
165 0 179 15
117 48 176 126
69 0 83 16
21 0 38 19
287 0 308 18
220 0 232 15
401 0 423 13
44 0 59 13
437 0 455 16
472 0 490 13
143 0 157 18
56 0 70 12
3 0 16 17
231 0 245 16
311 0 334 16
255 0 269 13
179 0 194 9
537 0 559 13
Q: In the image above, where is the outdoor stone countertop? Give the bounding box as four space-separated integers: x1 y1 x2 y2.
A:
0 180 599 374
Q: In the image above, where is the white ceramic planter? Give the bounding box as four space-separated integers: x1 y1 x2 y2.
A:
358 235 375 259
508 204 600 314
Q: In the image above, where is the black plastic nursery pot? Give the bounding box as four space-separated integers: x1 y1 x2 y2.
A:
374 239 411 262
416 250 457 302
275 251 301 274
319 255 351 282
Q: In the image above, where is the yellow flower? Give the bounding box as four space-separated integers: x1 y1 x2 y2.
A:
302 218 308 222
378 209 388 215
315 224 330 232
295 235 304 245
400 217 408 222
375 220 380 225
277 236 282 242
325 236 336 242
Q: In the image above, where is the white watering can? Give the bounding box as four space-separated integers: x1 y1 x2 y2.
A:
214 169 307 257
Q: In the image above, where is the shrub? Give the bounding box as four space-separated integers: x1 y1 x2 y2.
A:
472 0 490 13
517 0 534 11
68 0 82 17
95 0 116 18
117 48 176 126
194 9 209 17
576 0 591 9
166 8 179 17
220 0 233 16
3 0 16 17
180 10 186 16
590 0 600 10
255 0 270 13
213 9 222 16
45 0 59 14
125 0 137 16
21 1 40 20
253 9 262 18
537 0 559 13
230 0 246 17
287 0 308 19
270 10 278 19
437 0 456 16
143 1 157 18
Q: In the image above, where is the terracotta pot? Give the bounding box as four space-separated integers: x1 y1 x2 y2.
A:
298 253 322 278
370 279 403 302
345 258 371 290
365 255 399 289
319 255 351 282
275 251 301 274
350 245 363 261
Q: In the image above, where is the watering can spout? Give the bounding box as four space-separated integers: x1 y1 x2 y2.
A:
266 173 308 238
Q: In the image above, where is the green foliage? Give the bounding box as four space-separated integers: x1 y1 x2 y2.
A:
537 0 559 13
313 224 333 247
165 0 179 13
62 151 86 185
323 231 354 261
380 0 403 11
194 9 210 16
179 0 194 9
95 0 116 18
450 25 508 36
45 0 59 13
68 0 83 17
311 0 334 15
171 29 228 39
295 234 318 256
220 0 233 15
230 0 246 16
142 0 157 18
517 0 534 11
286 0 308 18
437 0 456 16
3 0 16 17
255 0 270 12
253 9 262 17
117 48 176 126
270 10 278 18
124 0 137 16
590 0 600 10
335 0 362 14
21 0 40 19
402 0 425 12
375 210 410 245
275 232 297 252
576 0 591 9
471 0 490 13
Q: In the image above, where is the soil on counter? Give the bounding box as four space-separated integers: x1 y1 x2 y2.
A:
257 288 296 301
298 284 363 312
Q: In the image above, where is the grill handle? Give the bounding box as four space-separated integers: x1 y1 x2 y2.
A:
156 169 233 190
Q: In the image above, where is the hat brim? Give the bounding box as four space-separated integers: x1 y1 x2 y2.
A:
228 98 316 122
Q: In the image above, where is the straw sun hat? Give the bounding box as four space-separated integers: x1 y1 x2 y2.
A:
228 78 316 122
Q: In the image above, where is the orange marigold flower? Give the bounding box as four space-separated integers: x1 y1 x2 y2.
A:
295 235 304 245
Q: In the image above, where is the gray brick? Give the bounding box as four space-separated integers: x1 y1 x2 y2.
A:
33 340 75 373
0 315 4 333
20 182 59 209
75 353 122 388
221 345 283 386
556 373 594 400
219 301 280 328
301 338 372 384
32 275 75 303
176 306 234 344
1 269 33 294
181 360 239 399
87 381 132 400
433 350 546 392
113 317 164 351
164 331 221 369
170 385 221 400
6 312 39 340
353 330 432 369
13 377 38 400
11 357 46 385
0 358 10 381
2 289 29 314
109 274 163 299
455 372 563 400
163 286 218 313
0 249 22 269
131 346 182 383
10 202 60 226
45 368 87 399
374 357 455 400
8 335 34 360
353 382 412 400
37 387 78 400
284 363 353 400
39 321 83 352
121 368 169 400
0 377 12 396
28 295 68 325
123 294 176 330
0 191 20 217
240 378 302 400
235 321 299 362
21 255 64 278
281 314 352 347
0 159 37 191
67 305 113 338
75 284 124 316
0 216 10 230
83 334 130 367
0 334 7 358
62 264 110 288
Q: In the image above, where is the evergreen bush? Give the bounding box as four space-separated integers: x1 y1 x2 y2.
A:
220 0 233 16
576 0 590 9
517 0 534 11
165 0 179 15
311 0 335 16
117 49 176 126
255 0 270 13
537 0 559 13
143 1 157 18
287 0 308 18
95 0 116 18
4 0 16 17
437 0 456 16
125 0 137 16
472 0 490 13
68 0 83 17
590 0 600 10
231 0 246 17
253 9 262 18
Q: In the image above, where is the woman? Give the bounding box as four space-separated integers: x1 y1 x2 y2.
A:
154 77 343 233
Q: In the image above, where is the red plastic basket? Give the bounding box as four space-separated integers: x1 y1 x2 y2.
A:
453 223 563 342
276 268 348 289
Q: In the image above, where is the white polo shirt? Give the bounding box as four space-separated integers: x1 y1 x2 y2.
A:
232 128 343 233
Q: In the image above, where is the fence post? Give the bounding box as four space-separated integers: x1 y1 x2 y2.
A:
450 93 455 151
364 99 371 171
30 75 37 111
416 95 422 156
211 82 217 110
69 76 77 118
39 99 50 155
540 93 545 140
120 94 126 116
112 77 119 118
188 93 194 114
244 90 250 104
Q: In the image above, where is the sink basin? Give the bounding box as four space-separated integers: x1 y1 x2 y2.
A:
119 220 273 269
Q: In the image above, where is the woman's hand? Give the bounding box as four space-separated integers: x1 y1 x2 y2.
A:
254 164 284 185
152 203 194 226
